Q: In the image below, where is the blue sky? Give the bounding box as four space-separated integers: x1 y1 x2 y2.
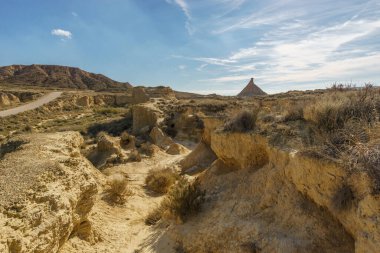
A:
0 0 379 94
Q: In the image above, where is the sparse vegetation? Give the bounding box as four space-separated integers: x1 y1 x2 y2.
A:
145 168 179 194
284 106 304 121
105 173 130 204
304 86 377 132
145 178 205 225
346 143 380 194
0 140 28 159
223 110 257 132
332 184 355 210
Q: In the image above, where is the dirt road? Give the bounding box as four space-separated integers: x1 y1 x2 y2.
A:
0 91 62 117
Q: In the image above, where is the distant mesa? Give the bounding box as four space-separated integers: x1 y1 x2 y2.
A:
237 78 267 97
0 64 132 91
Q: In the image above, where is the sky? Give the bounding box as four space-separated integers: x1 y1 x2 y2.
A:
0 0 379 94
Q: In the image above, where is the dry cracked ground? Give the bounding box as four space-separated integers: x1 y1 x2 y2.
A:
1 85 380 253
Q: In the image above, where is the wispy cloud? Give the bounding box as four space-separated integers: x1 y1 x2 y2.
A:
166 0 194 35
51 29 72 39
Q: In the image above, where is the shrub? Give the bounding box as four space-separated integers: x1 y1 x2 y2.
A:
261 114 275 123
304 91 377 132
164 178 205 221
346 143 380 194
94 107 126 116
87 117 132 137
145 178 205 225
145 168 179 194
105 173 130 204
223 110 257 132
284 106 304 121
0 140 28 159
332 184 355 210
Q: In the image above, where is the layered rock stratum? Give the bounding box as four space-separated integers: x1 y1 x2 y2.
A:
0 65 132 91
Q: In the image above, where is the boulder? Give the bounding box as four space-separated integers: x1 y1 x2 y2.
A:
120 132 136 150
166 143 188 155
149 126 174 149
87 133 122 168
132 105 160 134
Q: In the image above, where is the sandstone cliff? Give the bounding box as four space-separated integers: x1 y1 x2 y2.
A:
0 132 99 252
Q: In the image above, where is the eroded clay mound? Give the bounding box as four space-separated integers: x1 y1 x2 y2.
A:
0 132 99 253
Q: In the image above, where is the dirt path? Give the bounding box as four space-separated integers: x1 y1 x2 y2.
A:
60 151 185 253
0 91 62 117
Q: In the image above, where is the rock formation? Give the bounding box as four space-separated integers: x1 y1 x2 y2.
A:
0 132 98 253
237 78 267 97
0 92 20 107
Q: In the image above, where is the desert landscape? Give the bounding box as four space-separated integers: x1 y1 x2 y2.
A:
1 1 379 252
0 64 379 253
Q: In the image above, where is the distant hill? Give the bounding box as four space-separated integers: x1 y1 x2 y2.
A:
238 78 267 97
0 65 132 91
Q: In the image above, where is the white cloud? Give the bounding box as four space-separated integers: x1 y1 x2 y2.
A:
71 12 78 17
200 74 253 82
230 47 257 60
51 29 72 39
173 0 190 19
178 65 186 70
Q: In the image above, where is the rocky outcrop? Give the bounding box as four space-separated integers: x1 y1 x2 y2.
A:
180 117 221 172
149 127 174 149
145 86 176 99
170 128 380 252
76 96 94 107
211 132 269 170
86 133 123 168
132 104 161 134
131 87 149 104
0 132 98 253
286 155 380 253
0 92 20 107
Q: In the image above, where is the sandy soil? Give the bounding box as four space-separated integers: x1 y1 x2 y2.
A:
60 151 186 253
0 91 62 117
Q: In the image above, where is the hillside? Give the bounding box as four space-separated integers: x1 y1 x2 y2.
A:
0 65 132 91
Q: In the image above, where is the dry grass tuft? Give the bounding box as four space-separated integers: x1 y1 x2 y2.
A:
345 143 380 194
105 173 130 204
332 184 355 210
223 110 258 132
284 106 304 121
304 88 377 132
145 177 205 225
145 168 179 194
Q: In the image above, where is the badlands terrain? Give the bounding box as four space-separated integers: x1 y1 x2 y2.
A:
0 65 380 253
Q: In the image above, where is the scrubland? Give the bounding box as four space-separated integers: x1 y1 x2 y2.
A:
0 84 380 253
